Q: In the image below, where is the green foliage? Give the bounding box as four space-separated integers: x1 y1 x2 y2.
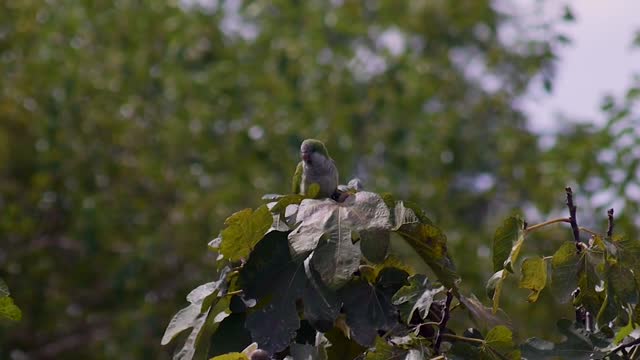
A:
164 185 640 359
0 278 21 322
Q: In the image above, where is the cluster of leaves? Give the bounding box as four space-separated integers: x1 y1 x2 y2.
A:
163 188 468 359
164 187 640 359
0 278 21 322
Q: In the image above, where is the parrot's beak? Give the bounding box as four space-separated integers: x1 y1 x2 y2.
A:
302 152 310 162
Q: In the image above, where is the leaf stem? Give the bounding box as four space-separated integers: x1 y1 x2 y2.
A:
578 227 601 237
525 217 571 234
440 333 485 344
225 290 243 296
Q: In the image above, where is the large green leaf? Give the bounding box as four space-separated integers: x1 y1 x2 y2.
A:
339 280 397 347
288 192 391 258
359 229 390 263
219 206 273 262
238 231 292 300
575 252 603 315
483 325 520 360
607 262 638 305
519 257 547 302
303 258 341 332
395 219 459 290
209 314 253 357
391 274 445 324
242 242 306 353
323 328 366 360
245 297 301 354
492 215 525 273
0 296 22 321
311 233 361 289
551 241 580 303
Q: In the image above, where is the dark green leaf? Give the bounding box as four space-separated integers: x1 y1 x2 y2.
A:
521 319 608 360
520 257 547 302
303 258 341 332
238 231 292 300
391 274 444 324
340 280 397 347
245 297 301 354
575 252 603 315
359 229 390 263
219 206 273 262
551 242 580 303
607 262 638 305
396 221 459 290
209 314 253 357
324 328 366 360
492 215 525 273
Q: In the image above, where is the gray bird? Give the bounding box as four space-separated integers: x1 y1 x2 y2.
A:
292 139 339 199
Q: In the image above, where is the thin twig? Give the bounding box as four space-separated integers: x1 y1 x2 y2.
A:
226 290 243 296
609 336 640 356
565 187 581 252
525 217 571 234
440 333 485 344
434 290 453 354
607 208 615 238
579 227 601 237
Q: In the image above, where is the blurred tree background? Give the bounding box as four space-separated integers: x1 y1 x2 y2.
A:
1 0 639 358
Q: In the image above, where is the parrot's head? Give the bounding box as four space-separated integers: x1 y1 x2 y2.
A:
300 139 329 165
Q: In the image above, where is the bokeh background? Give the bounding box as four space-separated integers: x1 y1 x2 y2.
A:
1 0 639 358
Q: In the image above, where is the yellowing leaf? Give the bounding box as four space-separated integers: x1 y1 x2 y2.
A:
519 257 547 302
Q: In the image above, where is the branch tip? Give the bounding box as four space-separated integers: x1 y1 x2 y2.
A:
607 208 614 238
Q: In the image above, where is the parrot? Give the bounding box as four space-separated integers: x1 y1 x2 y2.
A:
292 139 339 199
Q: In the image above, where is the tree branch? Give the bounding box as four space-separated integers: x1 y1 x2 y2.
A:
607 208 615 238
434 290 453 354
565 187 581 252
608 336 640 356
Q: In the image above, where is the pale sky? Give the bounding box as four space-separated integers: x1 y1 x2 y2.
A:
523 0 640 133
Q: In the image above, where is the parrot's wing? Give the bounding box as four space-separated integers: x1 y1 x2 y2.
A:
292 161 303 194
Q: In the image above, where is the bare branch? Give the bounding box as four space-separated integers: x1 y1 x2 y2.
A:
565 187 581 252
